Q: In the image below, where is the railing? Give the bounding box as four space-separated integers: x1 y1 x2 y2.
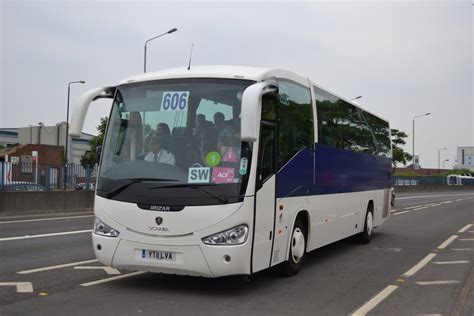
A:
0 162 98 191
393 176 474 186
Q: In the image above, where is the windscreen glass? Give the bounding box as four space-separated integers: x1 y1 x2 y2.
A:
97 78 254 206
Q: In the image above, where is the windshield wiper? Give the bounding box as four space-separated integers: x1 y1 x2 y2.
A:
191 185 229 203
105 178 179 199
148 183 228 203
119 178 179 182
148 183 213 189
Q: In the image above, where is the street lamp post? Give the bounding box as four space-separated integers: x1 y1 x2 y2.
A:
412 112 431 169
443 159 450 170
144 28 178 73
438 147 447 174
64 80 85 190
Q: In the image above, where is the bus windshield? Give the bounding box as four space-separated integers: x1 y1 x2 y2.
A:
97 78 255 206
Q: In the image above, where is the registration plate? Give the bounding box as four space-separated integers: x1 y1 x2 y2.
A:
140 249 176 261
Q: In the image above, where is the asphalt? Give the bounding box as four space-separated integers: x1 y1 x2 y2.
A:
0 191 473 315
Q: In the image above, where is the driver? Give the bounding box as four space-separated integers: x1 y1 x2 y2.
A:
144 136 175 165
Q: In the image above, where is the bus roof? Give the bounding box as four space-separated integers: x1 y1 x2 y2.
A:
119 65 308 85
119 65 389 123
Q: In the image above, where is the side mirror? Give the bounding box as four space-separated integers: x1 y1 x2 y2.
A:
241 80 277 142
69 87 116 137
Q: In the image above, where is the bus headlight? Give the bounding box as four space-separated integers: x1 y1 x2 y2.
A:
202 225 248 245
94 217 120 237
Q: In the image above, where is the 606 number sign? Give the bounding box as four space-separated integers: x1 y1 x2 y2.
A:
161 91 189 111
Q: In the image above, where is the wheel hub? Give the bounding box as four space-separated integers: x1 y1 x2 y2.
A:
366 212 373 236
291 228 305 264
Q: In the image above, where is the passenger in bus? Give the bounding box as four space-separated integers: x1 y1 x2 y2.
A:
217 136 239 165
155 122 172 150
144 136 175 165
196 126 217 165
155 123 171 136
213 112 233 137
194 114 212 135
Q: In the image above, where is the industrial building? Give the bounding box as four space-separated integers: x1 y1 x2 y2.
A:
455 146 474 171
0 122 93 164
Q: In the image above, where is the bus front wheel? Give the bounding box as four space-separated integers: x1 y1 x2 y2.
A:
357 205 374 244
280 218 306 277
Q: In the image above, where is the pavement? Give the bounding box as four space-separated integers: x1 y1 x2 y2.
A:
0 191 473 315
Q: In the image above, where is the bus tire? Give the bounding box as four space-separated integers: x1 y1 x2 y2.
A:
357 205 374 244
280 217 306 277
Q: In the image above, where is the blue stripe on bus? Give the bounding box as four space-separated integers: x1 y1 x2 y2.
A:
276 144 392 198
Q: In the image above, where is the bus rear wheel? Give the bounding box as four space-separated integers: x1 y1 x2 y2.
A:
280 218 306 277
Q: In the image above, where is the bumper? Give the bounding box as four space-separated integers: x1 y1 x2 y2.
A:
92 195 255 278
93 234 251 277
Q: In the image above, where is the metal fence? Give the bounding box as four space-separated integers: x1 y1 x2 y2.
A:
393 176 468 186
0 161 98 191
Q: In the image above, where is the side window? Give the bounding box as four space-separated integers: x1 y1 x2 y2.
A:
363 111 391 157
277 81 313 168
338 101 375 154
314 86 389 157
314 86 342 148
258 124 275 186
338 101 359 151
261 95 277 121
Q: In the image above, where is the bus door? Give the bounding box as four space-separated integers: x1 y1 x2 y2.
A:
252 120 277 272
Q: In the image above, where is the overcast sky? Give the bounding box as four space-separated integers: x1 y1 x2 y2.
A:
1 0 472 168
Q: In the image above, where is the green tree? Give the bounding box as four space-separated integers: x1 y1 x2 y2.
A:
80 117 108 167
391 128 412 168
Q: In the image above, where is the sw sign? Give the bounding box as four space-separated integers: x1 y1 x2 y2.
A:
188 167 211 183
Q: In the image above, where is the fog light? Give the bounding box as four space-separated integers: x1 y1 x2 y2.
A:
97 244 102 251
224 255 231 263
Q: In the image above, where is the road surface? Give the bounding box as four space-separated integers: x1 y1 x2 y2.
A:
0 191 473 315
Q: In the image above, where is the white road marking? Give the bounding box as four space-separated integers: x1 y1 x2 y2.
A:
413 206 430 211
18 259 99 274
455 199 463 202
459 239 474 241
397 193 474 200
458 224 473 233
390 209 398 213
437 235 458 250
403 253 437 277
440 201 453 204
452 248 474 251
80 271 146 287
416 280 460 285
74 266 121 275
393 211 410 216
0 230 92 242
350 285 398 316
468 231 474 233
0 282 34 293
433 260 470 265
404 205 427 210
404 203 439 210
0 215 94 224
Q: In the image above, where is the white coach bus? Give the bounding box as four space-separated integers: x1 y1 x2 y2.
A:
70 65 392 277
